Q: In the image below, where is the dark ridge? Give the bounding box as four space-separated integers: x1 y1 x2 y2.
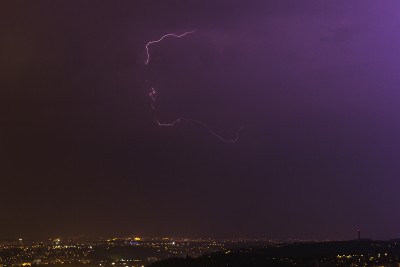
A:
148 240 400 267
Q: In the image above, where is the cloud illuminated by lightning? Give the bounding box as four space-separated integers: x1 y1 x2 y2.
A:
145 31 243 143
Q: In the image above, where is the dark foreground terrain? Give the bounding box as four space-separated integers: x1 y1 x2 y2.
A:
149 240 400 267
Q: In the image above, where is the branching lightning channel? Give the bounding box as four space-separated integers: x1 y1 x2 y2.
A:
146 31 243 143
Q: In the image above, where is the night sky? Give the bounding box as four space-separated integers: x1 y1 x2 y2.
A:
2 1 400 240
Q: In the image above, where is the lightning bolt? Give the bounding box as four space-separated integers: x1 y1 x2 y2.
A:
146 31 243 143
145 31 196 65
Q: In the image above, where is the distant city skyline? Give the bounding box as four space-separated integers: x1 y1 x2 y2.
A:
1 236 400 267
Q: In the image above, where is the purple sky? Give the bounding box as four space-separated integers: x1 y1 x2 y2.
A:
1 1 400 240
